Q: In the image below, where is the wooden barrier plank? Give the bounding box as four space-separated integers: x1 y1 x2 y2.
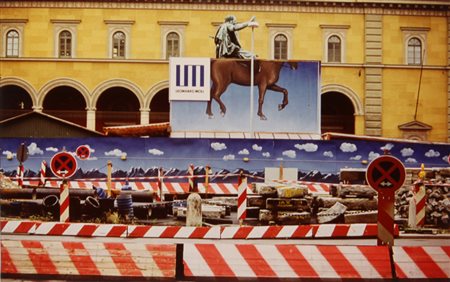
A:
183 244 392 279
1 240 176 279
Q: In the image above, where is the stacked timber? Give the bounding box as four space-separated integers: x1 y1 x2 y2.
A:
253 183 311 225
0 172 20 189
321 184 378 224
395 169 450 228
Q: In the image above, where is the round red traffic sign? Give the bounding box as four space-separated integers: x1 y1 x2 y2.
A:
50 152 78 179
366 155 406 192
76 145 90 160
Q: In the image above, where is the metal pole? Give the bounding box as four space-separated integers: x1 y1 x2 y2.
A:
250 26 255 137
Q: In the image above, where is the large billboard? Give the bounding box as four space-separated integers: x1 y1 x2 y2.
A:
170 59 321 134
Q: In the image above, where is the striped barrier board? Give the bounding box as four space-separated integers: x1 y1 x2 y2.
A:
127 225 221 239
312 223 399 238
0 221 37 235
393 246 450 279
33 222 128 237
1 240 176 279
21 180 256 195
20 180 330 195
183 244 393 279
220 225 315 239
1 220 396 239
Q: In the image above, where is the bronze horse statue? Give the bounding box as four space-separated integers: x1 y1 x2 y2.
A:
206 59 298 120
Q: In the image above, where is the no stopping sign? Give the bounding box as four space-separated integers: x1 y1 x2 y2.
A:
50 152 78 179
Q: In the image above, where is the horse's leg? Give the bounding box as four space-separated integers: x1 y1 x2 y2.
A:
206 84 215 118
215 84 229 116
268 84 289 111
257 84 268 120
206 99 213 119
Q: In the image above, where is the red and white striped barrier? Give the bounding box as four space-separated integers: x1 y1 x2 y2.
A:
1 220 395 239
19 177 331 195
1 240 176 278
183 244 393 279
219 224 395 239
237 174 247 221
59 182 69 222
188 164 195 192
33 222 128 237
312 223 399 238
220 225 315 239
127 225 221 239
414 183 426 227
21 180 255 195
0 221 386 239
39 160 47 186
17 164 24 187
0 221 37 235
393 246 450 279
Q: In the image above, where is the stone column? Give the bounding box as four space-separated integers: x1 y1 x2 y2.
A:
140 108 150 125
86 108 96 131
32 106 43 113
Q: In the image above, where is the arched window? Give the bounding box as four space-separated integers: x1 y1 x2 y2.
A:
274 34 287 60
112 31 126 58
59 30 72 57
6 30 19 57
407 37 422 65
327 35 341 63
166 32 180 59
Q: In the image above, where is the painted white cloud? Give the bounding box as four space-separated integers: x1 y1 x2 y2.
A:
401 147 414 157
148 148 164 156
46 147 58 152
238 149 249 155
262 152 271 158
294 143 318 152
252 144 262 151
425 149 440 158
105 149 127 157
405 158 417 163
2 150 16 158
381 143 394 152
282 150 296 159
368 151 380 161
27 142 43 155
340 142 357 153
442 155 450 163
211 142 227 151
323 151 334 158
223 154 235 161
350 155 362 161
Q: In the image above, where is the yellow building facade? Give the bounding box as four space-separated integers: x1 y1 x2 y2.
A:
1 0 449 141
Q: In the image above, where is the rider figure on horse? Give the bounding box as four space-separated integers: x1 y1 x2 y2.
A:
214 15 256 59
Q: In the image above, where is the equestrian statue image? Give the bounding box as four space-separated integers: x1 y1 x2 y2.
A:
207 15 297 120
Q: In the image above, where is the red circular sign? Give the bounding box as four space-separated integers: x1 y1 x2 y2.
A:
50 152 78 179
76 145 90 160
366 155 406 192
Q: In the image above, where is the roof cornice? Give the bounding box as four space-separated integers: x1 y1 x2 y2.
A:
1 1 448 15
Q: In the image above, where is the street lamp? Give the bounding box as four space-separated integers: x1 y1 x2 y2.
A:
248 20 259 138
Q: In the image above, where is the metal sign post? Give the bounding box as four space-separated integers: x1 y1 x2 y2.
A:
366 154 405 246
